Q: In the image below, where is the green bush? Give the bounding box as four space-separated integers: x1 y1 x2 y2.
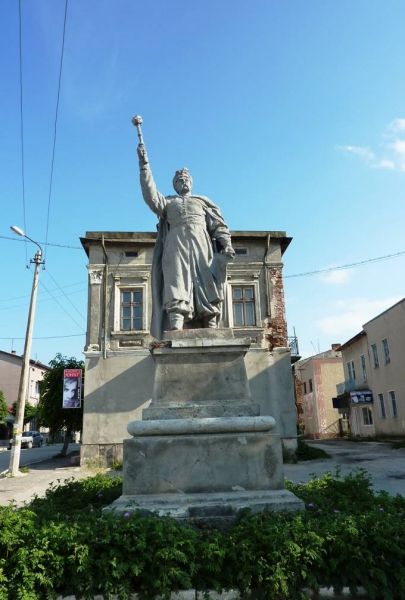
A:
0 471 404 599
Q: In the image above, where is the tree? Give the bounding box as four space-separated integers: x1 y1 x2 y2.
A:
38 353 84 456
0 391 8 424
10 401 38 424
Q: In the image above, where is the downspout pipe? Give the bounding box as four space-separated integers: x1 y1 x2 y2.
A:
101 235 108 359
263 233 271 317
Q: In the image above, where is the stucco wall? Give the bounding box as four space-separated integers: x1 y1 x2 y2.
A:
82 351 154 446
319 361 344 433
82 344 297 464
295 352 343 438
0 352 48 408
364 300 405 436
80 231 297 464
245 348 296 439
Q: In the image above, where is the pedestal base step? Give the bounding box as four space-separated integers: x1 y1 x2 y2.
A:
105 489 304 525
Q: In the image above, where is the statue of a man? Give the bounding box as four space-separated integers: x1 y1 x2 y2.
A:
137 142 235 338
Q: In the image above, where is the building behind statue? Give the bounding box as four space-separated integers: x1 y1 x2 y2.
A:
80 230 299 465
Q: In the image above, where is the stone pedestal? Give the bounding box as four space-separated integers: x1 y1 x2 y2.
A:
107 330 304 522
143 329 259 420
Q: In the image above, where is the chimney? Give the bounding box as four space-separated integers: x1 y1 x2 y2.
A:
11 350 17 355
331 344 340 351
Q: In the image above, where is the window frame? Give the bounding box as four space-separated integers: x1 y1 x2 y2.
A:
120 288 144 332
113 280 148 333
382 338 391 365
360 354 367 382
389 390 398 418
347 360 356 382
371 344 379 369
362 406 373 426
227 280 261 328
234 247 249 256
378 393 386 419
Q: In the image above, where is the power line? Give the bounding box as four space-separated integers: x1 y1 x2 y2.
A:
285 250 405 279
0 288 85 312
0 280 83 304
40 280 84 330
18 0 28 266
44 0 69 258
0 235 81 250
45 270 86 322
0 333 84 340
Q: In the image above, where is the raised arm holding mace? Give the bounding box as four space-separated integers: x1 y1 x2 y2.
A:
132 115 234 339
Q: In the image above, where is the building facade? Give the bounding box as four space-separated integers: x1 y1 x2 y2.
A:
0 350 50 437
80 230 299 465
336 299 405 437
294 346 344 438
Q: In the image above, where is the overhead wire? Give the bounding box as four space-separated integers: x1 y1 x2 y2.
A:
0 234 81 250
45 270 86 322
0 280 83 304
18 0 28 266
285 250 405 278
40 279 84 330
0 288 85 312
0 333 84 341
43 0 69 259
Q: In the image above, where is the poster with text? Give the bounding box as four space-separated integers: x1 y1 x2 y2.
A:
63 369 82 409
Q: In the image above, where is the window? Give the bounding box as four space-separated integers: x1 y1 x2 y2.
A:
347 360 356 381
362 407 373 426
234 248 248 256
371 344 379 368
232 286 256 326
309 378 313 393
360 355 367 382
303 381 307 395
378 393 386 419
120 288 143 331
31 381 40 397
382 338 390 364
389 391 398 418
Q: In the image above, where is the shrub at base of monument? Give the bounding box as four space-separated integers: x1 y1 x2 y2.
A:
283 439 331 463
0 470 404 599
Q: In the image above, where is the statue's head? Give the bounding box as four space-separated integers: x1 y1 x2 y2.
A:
173 168 193 196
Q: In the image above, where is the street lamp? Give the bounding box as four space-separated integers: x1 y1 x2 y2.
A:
8 226 44 476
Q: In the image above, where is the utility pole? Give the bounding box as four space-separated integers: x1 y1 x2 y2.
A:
8 226 44 476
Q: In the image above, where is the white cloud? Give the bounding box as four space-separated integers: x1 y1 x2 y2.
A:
375 158 395 170
338 145 375 162
320 268 353 285
316 296 401 337
339 118 405 172
392 139 405 155
389 118 405 133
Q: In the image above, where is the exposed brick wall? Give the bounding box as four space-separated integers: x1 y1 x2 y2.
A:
266 266 288 349
293 373 305 434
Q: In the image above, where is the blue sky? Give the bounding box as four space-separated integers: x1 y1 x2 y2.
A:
1 0 405 365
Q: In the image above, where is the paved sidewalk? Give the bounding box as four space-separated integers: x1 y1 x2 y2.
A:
0 454 91 506
284 439 405 496
1 439 404 507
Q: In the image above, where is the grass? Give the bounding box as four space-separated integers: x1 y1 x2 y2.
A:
391 440 405 449
296 439 330 461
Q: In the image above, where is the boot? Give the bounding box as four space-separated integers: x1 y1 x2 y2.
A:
169 311 184 330
204 315 218 329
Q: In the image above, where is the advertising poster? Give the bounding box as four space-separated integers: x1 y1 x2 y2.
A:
63 369 82 409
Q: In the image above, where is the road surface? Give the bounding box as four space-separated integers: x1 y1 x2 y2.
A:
0 443 80 473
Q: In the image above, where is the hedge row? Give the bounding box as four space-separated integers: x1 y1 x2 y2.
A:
0 470 404 599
